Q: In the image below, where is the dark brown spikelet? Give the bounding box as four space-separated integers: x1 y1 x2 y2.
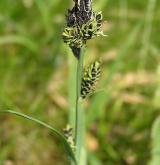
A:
81 61 101 99
66 0 93 27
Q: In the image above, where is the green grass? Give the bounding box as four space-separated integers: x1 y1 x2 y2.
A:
0 0 160 164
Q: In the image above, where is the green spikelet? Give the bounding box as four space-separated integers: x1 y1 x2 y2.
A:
81 61 101 99
62 26 84 48
63 125 76 153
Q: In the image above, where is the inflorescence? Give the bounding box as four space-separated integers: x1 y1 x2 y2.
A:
62 0 105 152
62 0 105 58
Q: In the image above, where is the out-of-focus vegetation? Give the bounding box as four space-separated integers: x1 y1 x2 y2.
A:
0 0 160 164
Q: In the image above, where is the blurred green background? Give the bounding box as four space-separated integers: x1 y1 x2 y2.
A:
0 0 160 164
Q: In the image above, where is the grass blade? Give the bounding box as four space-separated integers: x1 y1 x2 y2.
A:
0 110 77 164
140 0 157 68
149 116 160 165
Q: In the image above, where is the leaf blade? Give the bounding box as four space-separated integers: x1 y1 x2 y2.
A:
0 110 77 164
149 116 160 165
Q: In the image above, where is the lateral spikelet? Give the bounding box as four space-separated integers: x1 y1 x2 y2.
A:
81 61 101 99
63 125 76 153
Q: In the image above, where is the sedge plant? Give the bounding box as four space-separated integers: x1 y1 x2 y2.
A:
0 0 105 164
63 0 105 164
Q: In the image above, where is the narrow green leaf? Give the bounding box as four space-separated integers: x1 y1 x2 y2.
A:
149 116 160 165
139 0 157 68
0 110 77 164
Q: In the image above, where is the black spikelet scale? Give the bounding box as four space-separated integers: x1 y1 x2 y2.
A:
66 0 93 27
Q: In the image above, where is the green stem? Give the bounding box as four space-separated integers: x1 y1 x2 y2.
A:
75 47 85 160
75 47 85 141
